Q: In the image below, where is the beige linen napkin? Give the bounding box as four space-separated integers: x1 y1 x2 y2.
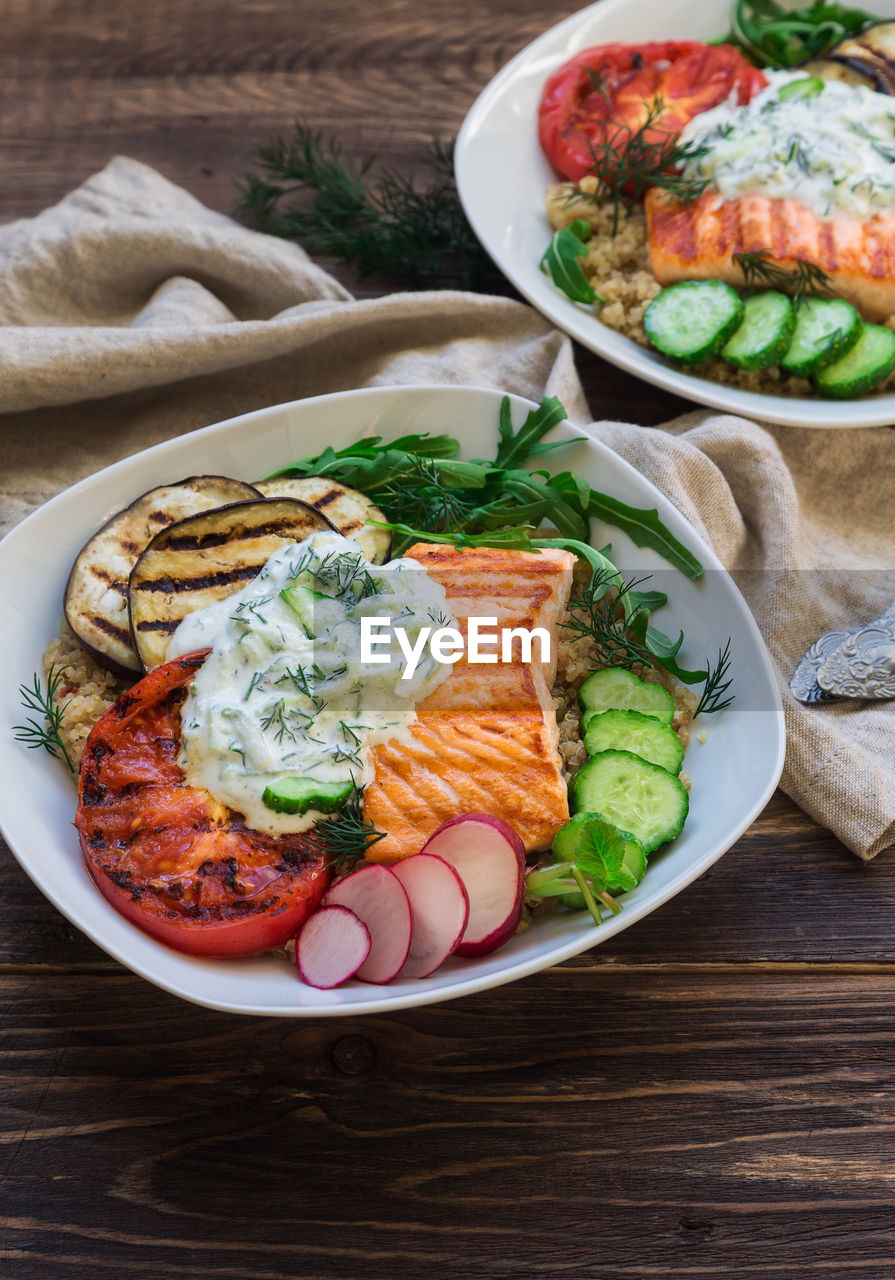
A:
1 157 893 859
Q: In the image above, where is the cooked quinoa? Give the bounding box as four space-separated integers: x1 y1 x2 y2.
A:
43 622 127 773
546 180 895 397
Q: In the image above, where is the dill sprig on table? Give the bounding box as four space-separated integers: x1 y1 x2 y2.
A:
237 126 502 291
733 249 834 306
13 665 76 774
572 96 711 234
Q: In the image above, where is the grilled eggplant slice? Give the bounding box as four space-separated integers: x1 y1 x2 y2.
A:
800 57 881 90
128 497 335 670
64 476 261 675
829 23 895 93
254 476 392 564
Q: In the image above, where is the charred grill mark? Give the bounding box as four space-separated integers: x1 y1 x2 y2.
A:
121 540 141 555
310 489 344 510
89 566 128 596
87 613 131 643
133 563 264 595
114 694 138 717
158 517 316 552
148 510 175 525
134 617 180 634
80 775 107 806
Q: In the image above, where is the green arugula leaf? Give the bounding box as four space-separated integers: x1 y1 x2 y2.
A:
540 220 603 305
586 493 704 580
494 395 568 470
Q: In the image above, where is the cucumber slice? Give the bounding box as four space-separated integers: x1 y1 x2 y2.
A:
263 776 353 815
579 667 675 725
721 291 794 370
780 297 862 375
280 583 331 638
814 322 895 398
644 281 745 364
552 812 647 896
583 709 684 775
570 750 689 853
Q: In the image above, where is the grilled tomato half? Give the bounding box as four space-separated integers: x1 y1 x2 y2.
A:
75 652 330 957
538 41 766 182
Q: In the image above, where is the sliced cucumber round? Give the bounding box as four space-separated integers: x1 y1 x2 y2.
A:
814 322 895 398
570 750 689 853
583 709 684 775
721 291 795 370
780 297 862 375
579 667 675 726
644 281 745 364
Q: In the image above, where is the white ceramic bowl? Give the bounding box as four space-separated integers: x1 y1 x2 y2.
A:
455 0 895 428
0 385 784 1015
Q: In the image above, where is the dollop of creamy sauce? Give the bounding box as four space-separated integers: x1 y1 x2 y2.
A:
679 71 895 220
167 531 452 835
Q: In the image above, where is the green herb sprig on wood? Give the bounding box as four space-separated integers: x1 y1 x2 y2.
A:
238 127 501 292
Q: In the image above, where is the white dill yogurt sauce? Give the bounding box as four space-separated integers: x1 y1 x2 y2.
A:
167 531 452 836
679 71 895 219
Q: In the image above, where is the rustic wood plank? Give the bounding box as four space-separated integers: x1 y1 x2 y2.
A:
3 970 895 1279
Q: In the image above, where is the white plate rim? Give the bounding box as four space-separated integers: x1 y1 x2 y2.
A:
0 384 786 1015
454 0 895 429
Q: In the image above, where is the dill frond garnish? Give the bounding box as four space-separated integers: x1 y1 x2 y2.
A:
695 639 735 717
563 569 663 671
14 665 76 774
732 249 834 306
313 787 386 874
237 127 502 291
572 96 711 234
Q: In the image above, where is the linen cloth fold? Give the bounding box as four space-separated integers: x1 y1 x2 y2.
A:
1 157 893 859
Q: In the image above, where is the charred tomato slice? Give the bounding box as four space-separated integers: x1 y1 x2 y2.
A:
75 652 330 958
538 41 767 183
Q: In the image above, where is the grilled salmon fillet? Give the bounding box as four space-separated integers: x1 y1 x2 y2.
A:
646 188 895 322
363 543 574 861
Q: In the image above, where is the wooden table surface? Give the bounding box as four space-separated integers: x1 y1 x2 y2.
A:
4 2 895 1277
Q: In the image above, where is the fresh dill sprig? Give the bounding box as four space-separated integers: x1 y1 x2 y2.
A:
313 787 386 873
375 456 487 555
572 96 711 234
13 665 76 774
237 127 503 291
732 249 834 306
562 569 658 671
695 639 735 717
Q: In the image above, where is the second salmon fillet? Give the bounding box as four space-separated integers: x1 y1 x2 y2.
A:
363 543 575 862
645 188 895 322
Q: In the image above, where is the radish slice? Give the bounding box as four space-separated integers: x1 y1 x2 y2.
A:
325 864 412 984
295 906 371 990
421 813 525 957
392 854 470 979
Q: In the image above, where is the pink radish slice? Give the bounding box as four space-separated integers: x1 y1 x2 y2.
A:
420 813 525 957
325 864 412 983
392 853 470 979
295 906 371 990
